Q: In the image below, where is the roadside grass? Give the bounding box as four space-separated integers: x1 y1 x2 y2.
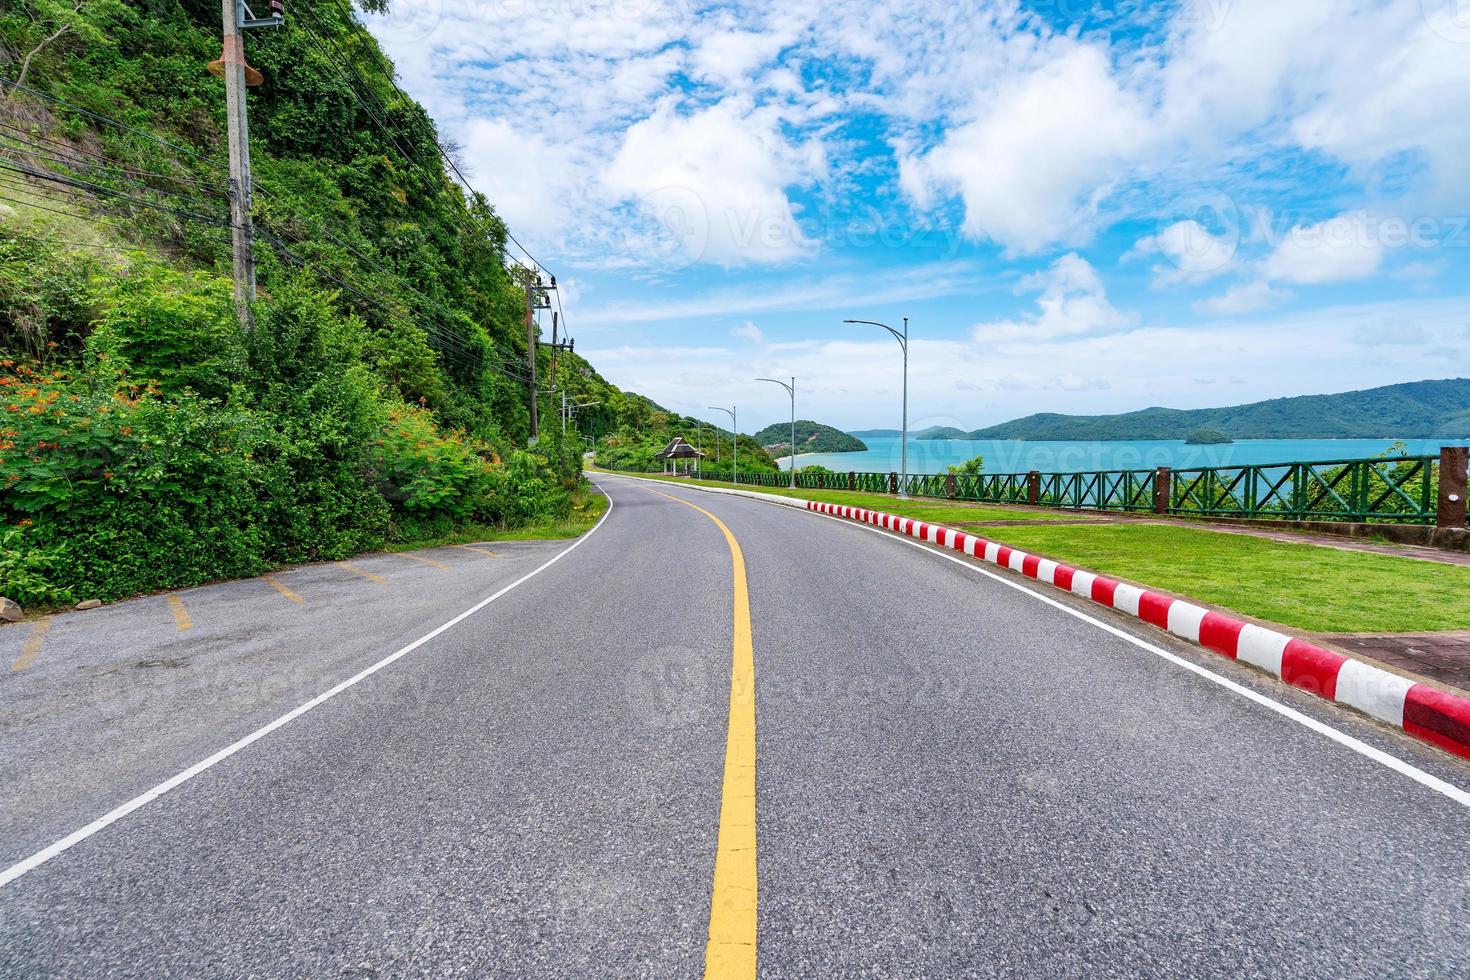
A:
383 485 608 552
604 470 1469 634
600 470 1075 523
938 522 1470 634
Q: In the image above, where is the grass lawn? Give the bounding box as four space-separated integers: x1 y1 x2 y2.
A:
384 485 608 552
604 470 1468 634
939 522 1470 634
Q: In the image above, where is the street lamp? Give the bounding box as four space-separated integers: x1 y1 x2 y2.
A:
755 376 796 489
844 317 909 498
707 405 737 484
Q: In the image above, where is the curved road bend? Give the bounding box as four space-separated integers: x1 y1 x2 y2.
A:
1 474 1468 976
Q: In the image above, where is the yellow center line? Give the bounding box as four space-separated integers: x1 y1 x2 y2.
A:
262 574 304 604
642 484 758 978
395 553 450 570
452 544 499 558
11 617 52 672
338 562 388 585
167 595 193 632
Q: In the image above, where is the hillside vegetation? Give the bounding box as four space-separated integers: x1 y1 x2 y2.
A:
934 378 1470 441
0 0 661 604
754 420 866 456
594 396 779 474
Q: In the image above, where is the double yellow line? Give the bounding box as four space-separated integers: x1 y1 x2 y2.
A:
642 486 758 978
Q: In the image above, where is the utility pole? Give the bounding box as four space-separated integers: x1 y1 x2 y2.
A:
524 276 539 440
214 0 282 331
520 271 569 445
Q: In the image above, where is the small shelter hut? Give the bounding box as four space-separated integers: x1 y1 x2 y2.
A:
656 437 705 475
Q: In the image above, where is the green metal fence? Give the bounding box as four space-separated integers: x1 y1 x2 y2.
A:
680 452 1448 524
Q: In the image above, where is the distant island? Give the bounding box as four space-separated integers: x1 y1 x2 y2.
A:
848 425 963 440
1185 428 1233 445
918 378 1470 441
756 420 867 456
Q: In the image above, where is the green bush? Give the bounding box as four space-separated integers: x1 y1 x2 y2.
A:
85 264 244 400
0 526 75 606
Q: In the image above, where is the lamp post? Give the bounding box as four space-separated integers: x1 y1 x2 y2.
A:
707 405 737 484
755 376 796 489
844 317 908 497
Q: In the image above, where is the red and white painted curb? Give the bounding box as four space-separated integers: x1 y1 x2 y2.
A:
803 499 1470 763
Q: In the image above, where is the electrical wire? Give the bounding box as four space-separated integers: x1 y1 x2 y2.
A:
0 57 537 386
319 0 547 273
0 78 230 175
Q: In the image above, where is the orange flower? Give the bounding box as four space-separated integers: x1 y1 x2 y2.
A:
16 519 31 528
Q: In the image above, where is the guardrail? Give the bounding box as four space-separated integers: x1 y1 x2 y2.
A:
672 446 1469 527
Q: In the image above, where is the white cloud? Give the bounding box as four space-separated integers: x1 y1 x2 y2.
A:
602 97 822 266
1350 320 1429 346
974 254 1137 342
901 44 1151 253
583 295 1470 430
1191 281 1292 317
1131 219 1239 287
1262 211 1385 284
731 320 765 344
366 0 1470 269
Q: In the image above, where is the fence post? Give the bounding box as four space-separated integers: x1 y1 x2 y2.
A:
945 474 956 499
849 471 856 491
1026 470 1040 505
889 471 898 494
1154 466 1172 514
818 472 826 489
1438 446 1468 528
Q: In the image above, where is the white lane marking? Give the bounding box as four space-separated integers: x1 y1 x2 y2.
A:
596 476 1470 809
798 508 1470 809
608 473 1470 811
0 489 617 889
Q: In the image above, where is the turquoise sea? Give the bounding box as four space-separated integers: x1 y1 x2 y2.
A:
778 436 1470 475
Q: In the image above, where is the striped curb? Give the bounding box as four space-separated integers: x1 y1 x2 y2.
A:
802 499 1470 762
603 473 1470 762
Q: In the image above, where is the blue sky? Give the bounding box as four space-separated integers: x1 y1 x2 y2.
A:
365 0 1470 433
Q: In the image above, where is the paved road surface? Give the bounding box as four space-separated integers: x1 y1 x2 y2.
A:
2 474 1468 976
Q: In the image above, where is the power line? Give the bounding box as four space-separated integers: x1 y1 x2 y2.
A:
0 134 229 213
0 159 229 226
0 121 225 192
0 55 538 389
319 0 547 273
0 78 229 174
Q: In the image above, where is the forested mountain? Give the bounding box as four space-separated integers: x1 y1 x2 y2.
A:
931 379 1470 441
0 0 686 603
753 420 866 455
849 425 962 439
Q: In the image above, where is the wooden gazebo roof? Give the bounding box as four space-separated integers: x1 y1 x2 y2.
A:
656 437 705 460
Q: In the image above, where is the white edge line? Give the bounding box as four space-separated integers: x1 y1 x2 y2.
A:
613 475 1470 810
0 486 618 889
807 508 1470 809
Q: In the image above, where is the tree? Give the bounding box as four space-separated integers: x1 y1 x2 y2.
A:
9 0 117 96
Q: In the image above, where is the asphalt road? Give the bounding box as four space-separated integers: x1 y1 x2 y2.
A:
2 474 1468 977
